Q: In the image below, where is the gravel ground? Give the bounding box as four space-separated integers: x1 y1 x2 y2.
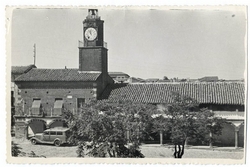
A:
141 146 244 159
12 139 244 159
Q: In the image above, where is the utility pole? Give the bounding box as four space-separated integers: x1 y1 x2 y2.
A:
33 43 36 65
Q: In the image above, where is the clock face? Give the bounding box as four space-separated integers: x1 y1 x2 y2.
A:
85 27 97 41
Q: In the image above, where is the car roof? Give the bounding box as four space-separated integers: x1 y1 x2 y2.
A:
44 127 70 132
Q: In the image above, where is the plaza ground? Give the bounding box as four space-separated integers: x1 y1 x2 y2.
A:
12 138 244 159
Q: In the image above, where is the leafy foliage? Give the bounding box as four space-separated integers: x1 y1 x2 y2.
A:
163 76 169 80
12 141 46 158
63 100 156 158
12 141 22 157
152 92 226 158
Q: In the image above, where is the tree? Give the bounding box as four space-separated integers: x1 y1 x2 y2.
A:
152 92 225 158
180 78 187 82
63 99 156 158
163 76 169 80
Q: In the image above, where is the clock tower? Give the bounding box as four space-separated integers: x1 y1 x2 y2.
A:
79 9 108 73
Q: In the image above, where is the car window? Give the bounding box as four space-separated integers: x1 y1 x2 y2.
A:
57 132 63 135
50 131 56 135
43 131 49 135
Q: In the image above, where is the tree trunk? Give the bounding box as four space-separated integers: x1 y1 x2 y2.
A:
180 140 185 158
174 144 177 158
173 140 185 158
177 144 181 158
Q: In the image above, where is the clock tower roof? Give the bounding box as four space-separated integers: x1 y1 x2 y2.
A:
85 9 100 21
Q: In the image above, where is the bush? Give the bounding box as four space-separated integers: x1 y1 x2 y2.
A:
63 100 155 158
11 141 22 157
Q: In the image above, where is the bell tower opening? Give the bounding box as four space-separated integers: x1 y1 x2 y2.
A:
87 9 99 19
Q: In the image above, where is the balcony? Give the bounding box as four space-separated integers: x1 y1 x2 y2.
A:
14 107 63 118
78 40 107 49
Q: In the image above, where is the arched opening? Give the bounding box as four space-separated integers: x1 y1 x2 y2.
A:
27 119 47 138
48 119 68 129
239 124 244 147
214 123 235 146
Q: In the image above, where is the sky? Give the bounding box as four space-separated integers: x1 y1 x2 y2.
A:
10 6 246 80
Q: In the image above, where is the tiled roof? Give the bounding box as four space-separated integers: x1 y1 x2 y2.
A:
145 78 159 82
130 77 145 83
101 82 245 105
108 72 130 77
15 68 101 82
199 76 219 82
11 65 36 74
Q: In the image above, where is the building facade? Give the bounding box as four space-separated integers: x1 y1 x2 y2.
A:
11 65 36 130
11 65 36 110
101 82 245 147
108 72 130 83
13 9 113 138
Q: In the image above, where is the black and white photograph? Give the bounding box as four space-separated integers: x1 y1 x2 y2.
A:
6 6 246 164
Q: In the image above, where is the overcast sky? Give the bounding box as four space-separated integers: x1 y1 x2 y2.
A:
11 7 246 80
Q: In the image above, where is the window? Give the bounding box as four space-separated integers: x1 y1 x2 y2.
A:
50 131 56 135
43 131 49 135
77 98 85 108
31 99 41 115
54 98 63 116
57 132 63 135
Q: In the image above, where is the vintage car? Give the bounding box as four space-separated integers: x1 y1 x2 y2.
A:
29 127 70 146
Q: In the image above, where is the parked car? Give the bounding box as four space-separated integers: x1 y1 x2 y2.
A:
29 127 70 147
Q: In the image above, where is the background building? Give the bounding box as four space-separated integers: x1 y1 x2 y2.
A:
108 72 130 83
101 82 245 147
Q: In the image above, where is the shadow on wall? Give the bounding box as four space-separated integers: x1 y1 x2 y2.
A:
140 123 245 147
49 121 68 128
28 120 46 137
214 123 244 147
